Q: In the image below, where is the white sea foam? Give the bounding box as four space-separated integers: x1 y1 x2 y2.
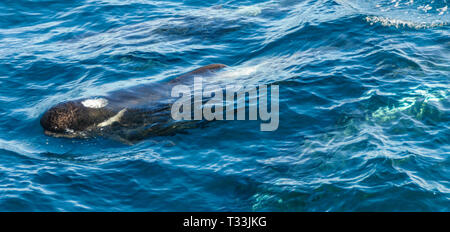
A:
365 15 447 29
236 6 262 16
417 4 433 13
220 65 259 79
437 5 448 15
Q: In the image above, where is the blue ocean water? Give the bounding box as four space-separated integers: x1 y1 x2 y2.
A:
0 0 449 211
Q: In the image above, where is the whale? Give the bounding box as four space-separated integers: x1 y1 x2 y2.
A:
40 64 227 142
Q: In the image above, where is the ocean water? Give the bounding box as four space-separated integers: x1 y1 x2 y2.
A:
0 0 449 211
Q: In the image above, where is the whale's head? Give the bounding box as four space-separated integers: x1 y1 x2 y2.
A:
40 98 116 138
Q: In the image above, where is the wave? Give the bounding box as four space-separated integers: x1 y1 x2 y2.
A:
365 15 448 29
338 0 449 28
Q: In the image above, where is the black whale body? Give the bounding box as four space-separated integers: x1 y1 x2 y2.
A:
40 64 227 142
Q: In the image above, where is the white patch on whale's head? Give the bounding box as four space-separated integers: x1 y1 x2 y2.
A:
81 98 108 108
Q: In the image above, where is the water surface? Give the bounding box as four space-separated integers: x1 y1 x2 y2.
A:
0 0 449 211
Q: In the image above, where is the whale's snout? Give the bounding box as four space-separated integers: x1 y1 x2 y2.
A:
41 99 116 138
40 101 86 135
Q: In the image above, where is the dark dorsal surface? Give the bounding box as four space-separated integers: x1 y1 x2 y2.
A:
106 63 227 109
169 63 227 84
